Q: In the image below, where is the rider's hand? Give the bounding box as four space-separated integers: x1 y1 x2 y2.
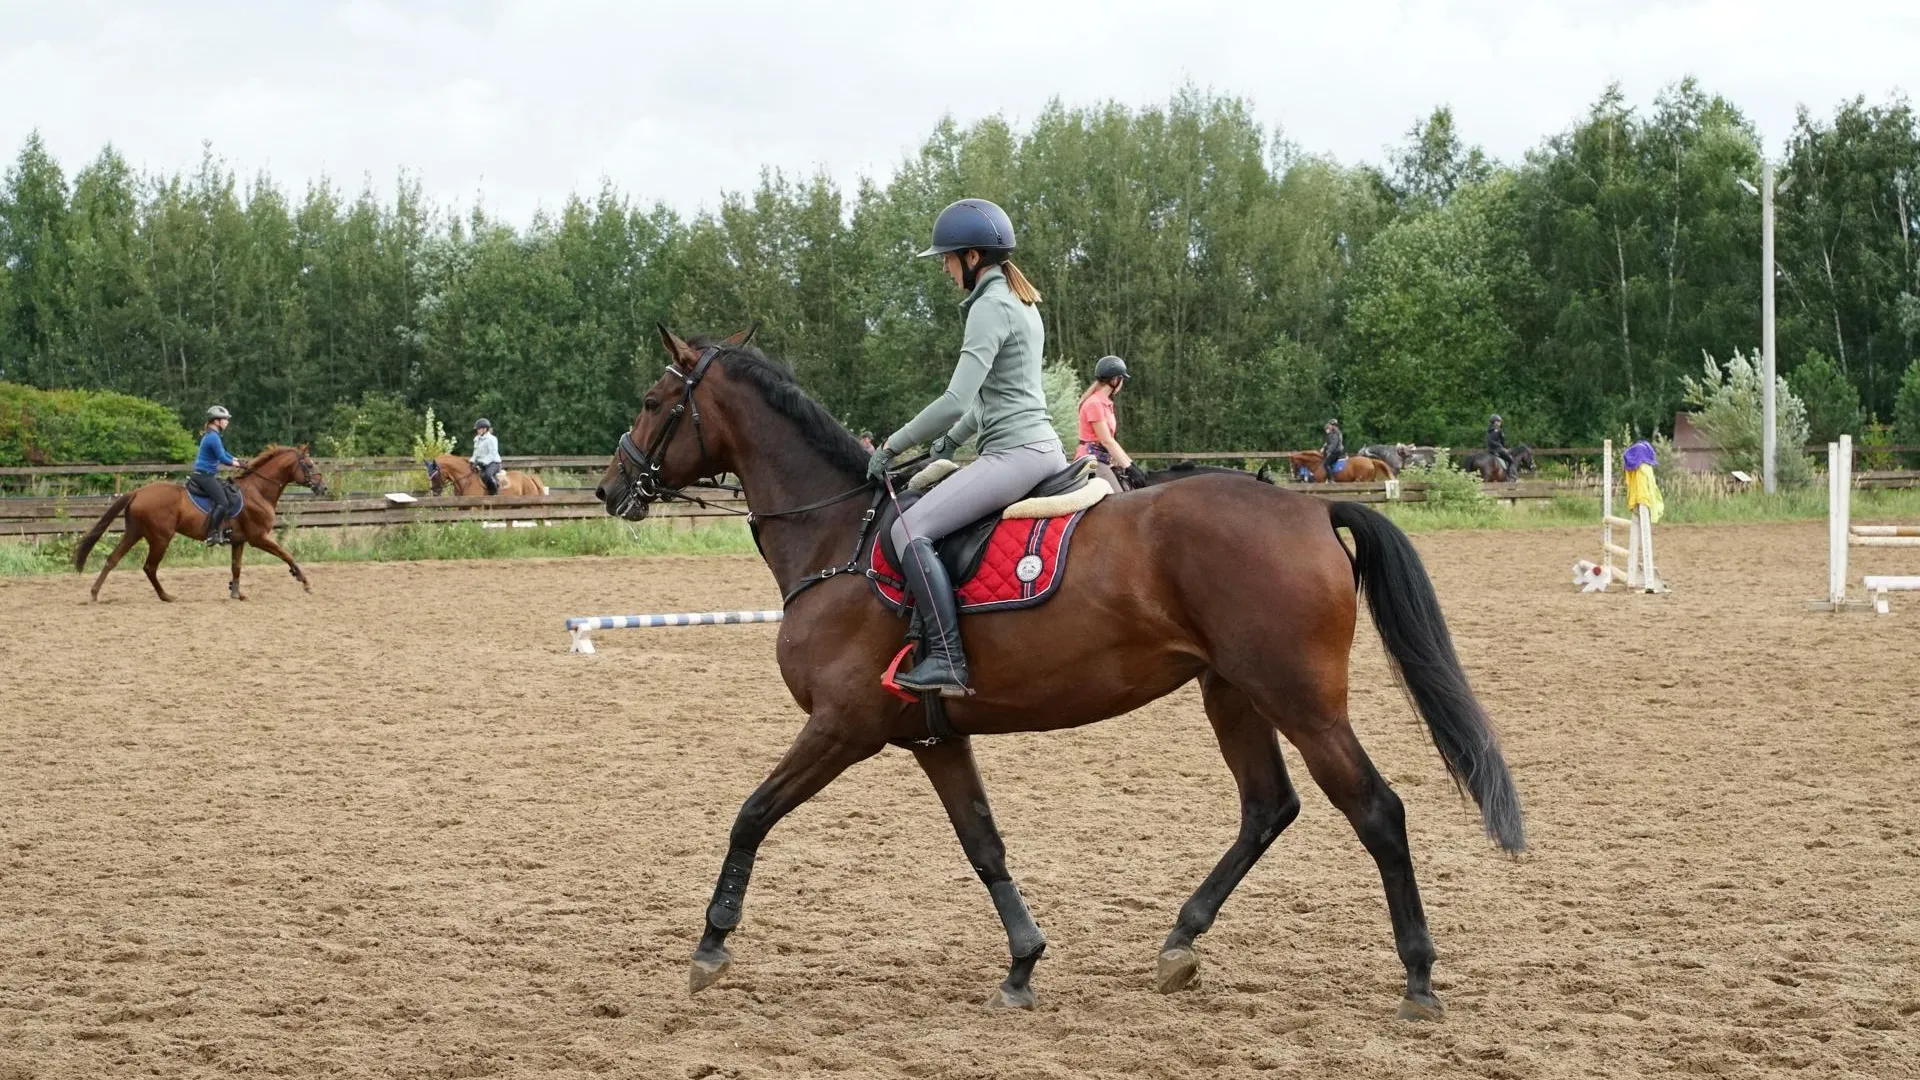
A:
1122 463 1149 490
929 435 957 461
866 446 898 482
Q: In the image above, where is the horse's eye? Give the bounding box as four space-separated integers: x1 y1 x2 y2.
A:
643 399 660 413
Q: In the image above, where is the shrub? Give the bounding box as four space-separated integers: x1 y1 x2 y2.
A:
317 391 419 458
1042 360 1080 451
410 407 457 462
1400 448 1495 517
1681 349 1813 488
1895 358 1920 466
0 382 197 466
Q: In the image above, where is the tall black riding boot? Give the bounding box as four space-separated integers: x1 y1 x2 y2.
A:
895 536 972 697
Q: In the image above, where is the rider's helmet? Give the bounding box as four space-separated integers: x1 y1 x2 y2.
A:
1490 414 1502 424
206 405 231 421
1094 355 1129 382
918 198 1016 257
1325 418 1340 429
474 418 492 431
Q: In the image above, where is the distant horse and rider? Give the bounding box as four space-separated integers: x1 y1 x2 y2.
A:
426 454 547 497
72 444 327 602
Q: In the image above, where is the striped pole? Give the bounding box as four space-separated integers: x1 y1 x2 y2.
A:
566 609 783 653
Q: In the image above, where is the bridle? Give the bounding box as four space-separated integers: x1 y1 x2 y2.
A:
610 346 874 524
609 346 724 519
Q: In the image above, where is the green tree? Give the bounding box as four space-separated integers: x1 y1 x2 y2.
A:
1788 350 1865 442
1682 349 1813 486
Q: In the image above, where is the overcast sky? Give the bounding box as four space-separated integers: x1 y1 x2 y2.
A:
5 0 1916 223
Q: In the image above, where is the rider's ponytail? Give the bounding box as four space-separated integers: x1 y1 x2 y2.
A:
1000 259 1042 305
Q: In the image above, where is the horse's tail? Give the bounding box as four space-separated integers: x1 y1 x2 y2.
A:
72 492 135 571
1328 500 1525 852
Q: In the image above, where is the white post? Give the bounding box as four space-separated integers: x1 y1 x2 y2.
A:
1762 159 1778 495
1827 436 1851 607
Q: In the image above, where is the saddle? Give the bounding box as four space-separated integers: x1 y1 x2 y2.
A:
868 456 1105 615
185 480 243 519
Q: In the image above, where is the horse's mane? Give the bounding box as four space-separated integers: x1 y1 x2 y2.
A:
694 340 869 480
237 444 302 477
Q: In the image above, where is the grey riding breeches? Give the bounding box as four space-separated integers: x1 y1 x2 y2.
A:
890 440 1067 553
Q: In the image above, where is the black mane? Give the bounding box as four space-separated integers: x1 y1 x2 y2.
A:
696 341 870 479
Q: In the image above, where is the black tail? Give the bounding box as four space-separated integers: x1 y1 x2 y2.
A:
72 493 134 571
1329 501 1526 852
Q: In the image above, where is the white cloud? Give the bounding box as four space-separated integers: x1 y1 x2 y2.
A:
3 0 1913 222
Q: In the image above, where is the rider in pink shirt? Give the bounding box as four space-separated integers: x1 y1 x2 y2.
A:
1077 355 1146 489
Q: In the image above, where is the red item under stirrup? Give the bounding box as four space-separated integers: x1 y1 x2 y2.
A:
879 644 920 703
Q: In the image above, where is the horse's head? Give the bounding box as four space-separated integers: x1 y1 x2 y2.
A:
426 457 449 496
246 445 327 496
1514 445 1536 473
1288 450 1326 483
295 445 328 497
599 323 757 521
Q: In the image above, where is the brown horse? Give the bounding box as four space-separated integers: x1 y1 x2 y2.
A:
427 454 546 497
1461 445 1535 483
1288 449 1396 483
596 328 1523 1020
72 445 327 602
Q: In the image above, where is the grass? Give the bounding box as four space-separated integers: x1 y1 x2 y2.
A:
3 517 759 576
9 485 1920 576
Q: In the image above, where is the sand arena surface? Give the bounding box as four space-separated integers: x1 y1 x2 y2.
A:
1 522 1916 1079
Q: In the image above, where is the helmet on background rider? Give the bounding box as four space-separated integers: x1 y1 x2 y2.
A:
1490 414 1502 424
918 198 1016 257
205 405 231 421
1093 355 1129 382
1325 418 1340 430
474 418 492 431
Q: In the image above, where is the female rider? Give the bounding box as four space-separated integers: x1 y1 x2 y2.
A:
866 198 1063 697
190 406 248 545
1079 355 1148 490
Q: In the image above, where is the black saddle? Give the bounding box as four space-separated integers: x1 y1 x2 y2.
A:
875 456 1095 584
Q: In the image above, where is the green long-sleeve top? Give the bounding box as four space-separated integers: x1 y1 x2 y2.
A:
885 266 1058 455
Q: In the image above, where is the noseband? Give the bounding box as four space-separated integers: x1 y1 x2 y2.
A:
610 346 722 517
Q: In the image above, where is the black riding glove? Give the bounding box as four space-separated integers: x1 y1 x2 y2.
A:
1122 463 1149 489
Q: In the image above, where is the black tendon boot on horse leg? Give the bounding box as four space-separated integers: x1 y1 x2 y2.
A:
894 536 971 696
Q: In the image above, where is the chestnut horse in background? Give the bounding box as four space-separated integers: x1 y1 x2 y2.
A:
71 445 327 602
427 454 546 497
595 327 1524 1020
1288 449 1396 483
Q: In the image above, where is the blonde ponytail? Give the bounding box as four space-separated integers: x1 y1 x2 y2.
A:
1000 259 1042 305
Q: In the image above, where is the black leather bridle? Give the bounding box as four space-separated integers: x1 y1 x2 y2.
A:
609 346 724 518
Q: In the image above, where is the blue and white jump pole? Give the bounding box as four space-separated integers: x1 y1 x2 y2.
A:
566 609 784 653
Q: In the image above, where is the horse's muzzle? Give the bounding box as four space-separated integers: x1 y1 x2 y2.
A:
598 479 652 522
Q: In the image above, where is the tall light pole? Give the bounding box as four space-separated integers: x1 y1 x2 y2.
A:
1738 161 1790 494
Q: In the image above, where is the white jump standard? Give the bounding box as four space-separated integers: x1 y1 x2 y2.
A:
567 609 784 653
1810 434 1920 614
1595 438 1666 594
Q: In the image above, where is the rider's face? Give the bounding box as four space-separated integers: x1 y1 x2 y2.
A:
942 251 979 290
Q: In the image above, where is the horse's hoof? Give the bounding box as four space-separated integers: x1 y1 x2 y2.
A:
985 983 1037 1010
689 948 732 994
1155 947 1200 994
1396 993 1446 1022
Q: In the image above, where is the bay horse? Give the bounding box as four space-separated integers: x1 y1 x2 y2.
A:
598 327 1523 1020
1289 449 1396 483
1461 445 1535 483
426 454 547 497
71 445 327 602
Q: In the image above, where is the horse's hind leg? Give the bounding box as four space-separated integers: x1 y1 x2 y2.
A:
228 541 247 600
141 533 175 602
911 737 1048 1009
1282 714 1441 1021
90 530 141 601
1157 672 1300 993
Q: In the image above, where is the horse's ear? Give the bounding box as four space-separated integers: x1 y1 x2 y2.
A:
719 322 759 348
657 324 696 370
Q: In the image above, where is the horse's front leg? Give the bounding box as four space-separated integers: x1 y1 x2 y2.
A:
690 710 885 994
910 737 1048 1009
249 532 311 594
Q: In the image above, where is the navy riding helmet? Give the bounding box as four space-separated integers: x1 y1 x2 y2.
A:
919 198 1016 257
1094 355 1129 381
